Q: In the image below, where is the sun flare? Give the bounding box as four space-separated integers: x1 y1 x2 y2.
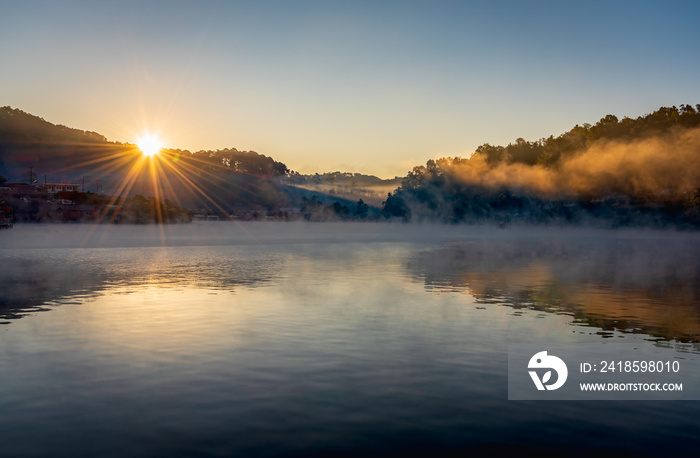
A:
137 134 163 157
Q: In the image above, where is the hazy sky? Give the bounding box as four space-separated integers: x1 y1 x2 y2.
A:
2 1 699 177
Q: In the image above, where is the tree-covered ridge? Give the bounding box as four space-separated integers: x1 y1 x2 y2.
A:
383 105 700 227
0 106 290 183
0 106 108 144
474 104 700 166
0 106 290 180
185 148 289 177
0 106 294 213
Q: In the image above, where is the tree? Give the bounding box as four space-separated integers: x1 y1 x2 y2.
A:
355 199 369 218
331 201 350 218
475 143 506 164
382 192 408 219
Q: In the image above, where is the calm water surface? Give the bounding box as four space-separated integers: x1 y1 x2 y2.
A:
1 222 699 457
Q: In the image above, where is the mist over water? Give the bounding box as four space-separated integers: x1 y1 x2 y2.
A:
1 222 699 456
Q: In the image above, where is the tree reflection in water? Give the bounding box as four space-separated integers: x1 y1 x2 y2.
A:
406 235 700 342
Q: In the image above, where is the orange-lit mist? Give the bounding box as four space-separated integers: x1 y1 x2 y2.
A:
447 126 700 199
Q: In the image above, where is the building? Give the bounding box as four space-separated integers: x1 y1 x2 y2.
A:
43 183 81 194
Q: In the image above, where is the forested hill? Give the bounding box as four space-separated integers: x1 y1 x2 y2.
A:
0 106 124 184
0 106 109 144
383 105 700 227
473 104 700 167
0 106 290 210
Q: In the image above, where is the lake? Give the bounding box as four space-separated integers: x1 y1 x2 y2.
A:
1 222 699 456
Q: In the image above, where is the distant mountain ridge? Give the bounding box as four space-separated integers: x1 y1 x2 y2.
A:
282 171 403 207
285 171 402 187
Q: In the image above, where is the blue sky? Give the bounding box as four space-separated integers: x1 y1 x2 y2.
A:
2 0 699 177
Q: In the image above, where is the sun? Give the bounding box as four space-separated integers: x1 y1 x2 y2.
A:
137 134 163 157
